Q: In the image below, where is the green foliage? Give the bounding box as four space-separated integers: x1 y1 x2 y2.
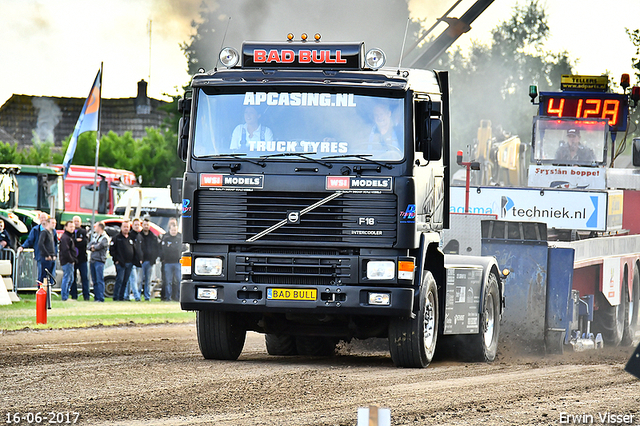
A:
627 28 640 82
434 0 573 154
55 128 183 187
0 140 58 165
625 28 640 147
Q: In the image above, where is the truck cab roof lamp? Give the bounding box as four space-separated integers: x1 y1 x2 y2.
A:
219 47 240 68
365 48 386 70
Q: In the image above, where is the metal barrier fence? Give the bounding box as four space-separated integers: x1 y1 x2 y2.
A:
10 248 164 297
0 247 18 292
15 249 38 290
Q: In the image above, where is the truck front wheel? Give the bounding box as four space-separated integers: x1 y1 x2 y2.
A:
196 310 246 360
388 271 438 368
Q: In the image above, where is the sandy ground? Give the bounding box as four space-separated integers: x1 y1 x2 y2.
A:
1 322 639 426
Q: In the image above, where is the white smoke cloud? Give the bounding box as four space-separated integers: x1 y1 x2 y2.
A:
31 98 62 143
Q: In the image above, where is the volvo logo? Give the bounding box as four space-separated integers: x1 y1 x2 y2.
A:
287 210 301 224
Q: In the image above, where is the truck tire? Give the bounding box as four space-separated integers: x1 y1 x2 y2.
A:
295 336 336 356
461 271 500 362
622 268 639 346
593 291 625 347
265 334 298 356
196 310 246 360
388 271 438 368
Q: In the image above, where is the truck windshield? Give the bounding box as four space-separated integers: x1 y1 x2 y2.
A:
192 90 405 161
532 117 607 166
16 174 64 211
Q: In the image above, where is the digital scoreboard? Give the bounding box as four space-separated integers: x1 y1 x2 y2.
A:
539 92 629 132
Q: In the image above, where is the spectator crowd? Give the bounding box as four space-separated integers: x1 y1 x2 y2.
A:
11 214 183 302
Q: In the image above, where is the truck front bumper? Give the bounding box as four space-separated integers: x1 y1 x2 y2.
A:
180 280 415 317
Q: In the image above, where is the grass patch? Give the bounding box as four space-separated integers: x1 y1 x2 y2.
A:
0 293 195 331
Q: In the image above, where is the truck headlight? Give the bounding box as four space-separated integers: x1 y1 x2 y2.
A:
366 260 395 280
368 292 390 305
194 257 223 276
197 287 218 300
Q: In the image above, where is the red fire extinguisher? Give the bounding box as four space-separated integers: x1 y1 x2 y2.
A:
36 279 47 325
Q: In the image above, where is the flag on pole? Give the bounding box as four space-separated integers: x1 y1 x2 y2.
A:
62 69 102 179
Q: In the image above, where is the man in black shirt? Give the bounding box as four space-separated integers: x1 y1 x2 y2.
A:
109 221 135 301
59 221 78 301
161 222 184 301
140 218 160 301
72 216 90 300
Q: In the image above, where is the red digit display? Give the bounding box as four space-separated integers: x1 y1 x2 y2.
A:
583 99 601 118
546 98 564 117
541 92 627 131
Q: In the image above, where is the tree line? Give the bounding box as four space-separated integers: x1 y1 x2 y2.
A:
0 101 183 187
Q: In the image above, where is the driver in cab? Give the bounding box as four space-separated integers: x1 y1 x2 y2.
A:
555 128 595 163
229 106 273 151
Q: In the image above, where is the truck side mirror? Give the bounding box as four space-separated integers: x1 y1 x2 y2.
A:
423 118 443 161
98 178 108 214
415 101 442 161
634 138 640 167
178 97 191 114
177 117 189 162
170 177 183 204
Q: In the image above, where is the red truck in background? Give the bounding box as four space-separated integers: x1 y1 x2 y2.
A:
52 165 138 224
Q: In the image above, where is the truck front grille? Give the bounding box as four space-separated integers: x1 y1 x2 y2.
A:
232 252 354 285
195 190 397 247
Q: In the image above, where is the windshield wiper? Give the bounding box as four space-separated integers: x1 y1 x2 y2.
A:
321 154 393 170
259 152 332 169
198 153 265 167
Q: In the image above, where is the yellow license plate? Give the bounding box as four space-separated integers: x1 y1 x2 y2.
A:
267 288 317 301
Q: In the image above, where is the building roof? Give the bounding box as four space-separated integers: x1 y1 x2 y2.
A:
0 126 18 145
0 80 169 148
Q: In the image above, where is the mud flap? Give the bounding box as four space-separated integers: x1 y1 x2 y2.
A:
625 342 640 379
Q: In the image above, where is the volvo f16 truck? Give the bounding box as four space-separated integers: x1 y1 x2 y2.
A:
175 36 503 367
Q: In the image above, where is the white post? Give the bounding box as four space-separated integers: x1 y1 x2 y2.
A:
357 405 390 426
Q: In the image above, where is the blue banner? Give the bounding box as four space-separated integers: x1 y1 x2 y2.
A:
62 69 101 179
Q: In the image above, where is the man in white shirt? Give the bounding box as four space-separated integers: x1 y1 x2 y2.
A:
229 106 273 150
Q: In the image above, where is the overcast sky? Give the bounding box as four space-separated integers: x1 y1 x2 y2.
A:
1 0 639 106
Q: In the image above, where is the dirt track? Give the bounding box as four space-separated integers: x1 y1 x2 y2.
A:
1 322 639 426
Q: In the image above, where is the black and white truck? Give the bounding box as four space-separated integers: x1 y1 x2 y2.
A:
174 36 504 367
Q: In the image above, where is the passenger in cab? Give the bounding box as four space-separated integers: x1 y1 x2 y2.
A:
368 103 402 159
